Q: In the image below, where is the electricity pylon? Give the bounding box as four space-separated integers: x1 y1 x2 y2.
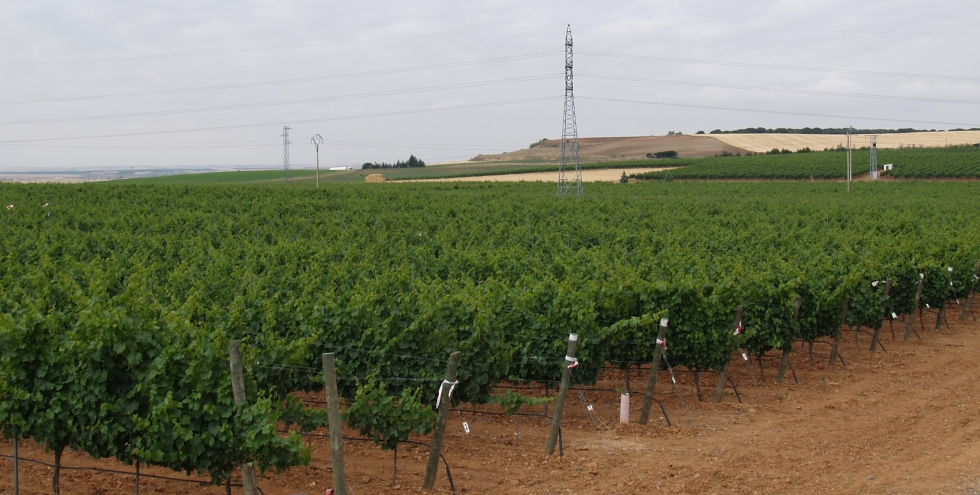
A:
557 25 583 197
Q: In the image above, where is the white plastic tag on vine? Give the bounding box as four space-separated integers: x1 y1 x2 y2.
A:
926 304 930 308
660 317 669 328
920 273 925 279
892 312 898 319
949 267 954 273
463 422 470 434
671 376 676 384
742 352 748 361
872 281 879 287
587 404 593 412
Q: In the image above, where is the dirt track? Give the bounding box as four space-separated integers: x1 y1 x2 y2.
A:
3 306 980 494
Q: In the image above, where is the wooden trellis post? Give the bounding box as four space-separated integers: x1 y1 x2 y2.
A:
639 316 668 424
714 307 744 404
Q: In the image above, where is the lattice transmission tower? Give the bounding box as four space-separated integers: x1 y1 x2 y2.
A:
557 25 582 197
869 134 879 180
282 126 291 181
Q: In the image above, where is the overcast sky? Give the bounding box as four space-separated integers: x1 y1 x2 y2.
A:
1 0 978 171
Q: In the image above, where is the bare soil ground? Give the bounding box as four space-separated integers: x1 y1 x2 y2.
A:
709 131 980 153
470 135 746 162
3 306 980 495
411 167 674 183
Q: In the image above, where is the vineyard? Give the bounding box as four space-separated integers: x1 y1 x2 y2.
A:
1 180 980 492
881 145 980 178
632 145 980 180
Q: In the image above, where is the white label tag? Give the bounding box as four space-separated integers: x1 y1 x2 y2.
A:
891 312 898 319
671 376 676 384
742 352 748 361
660 317 669 327
463 422 470 434
926 304 930 308
587 404 593 412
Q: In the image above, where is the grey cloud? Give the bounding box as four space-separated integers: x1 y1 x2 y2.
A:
0 0 977 170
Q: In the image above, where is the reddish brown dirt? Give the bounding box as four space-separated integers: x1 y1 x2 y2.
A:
3 306 980 495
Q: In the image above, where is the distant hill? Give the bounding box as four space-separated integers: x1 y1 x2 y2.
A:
476 131 980 161
710 130 980 153
708 127 980 135
470 135 745 162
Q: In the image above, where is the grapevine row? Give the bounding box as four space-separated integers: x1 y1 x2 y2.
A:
1 180 978 484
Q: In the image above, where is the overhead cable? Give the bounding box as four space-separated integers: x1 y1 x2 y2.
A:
0 74 558 126
578 74 980 105
0 52 559 106
0 96 561 144
577 96 980 128
578 51 980 82
2 26 558 67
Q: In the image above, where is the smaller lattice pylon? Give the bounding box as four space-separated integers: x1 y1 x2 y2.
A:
282 126 291 181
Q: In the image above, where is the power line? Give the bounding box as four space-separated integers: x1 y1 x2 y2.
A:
576 23 980 37
6 23 975 69
578 51 980 82
0 96 561 144
577 96 980 128
0 53 559 106
578 74 980 105
1 26 559 67
1 141 505 151
0 135 517 150
0 74 557 126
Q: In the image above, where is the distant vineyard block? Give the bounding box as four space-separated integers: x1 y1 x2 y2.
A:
365 174 386 183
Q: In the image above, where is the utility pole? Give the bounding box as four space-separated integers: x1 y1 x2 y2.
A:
557 25 583 197
282 126 291 181
869 134 879 180
312 134 323 188
322 353 347 495
228 341 259 495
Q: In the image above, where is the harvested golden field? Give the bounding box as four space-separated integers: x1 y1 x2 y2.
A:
470 135 745 162
411 167 674 183
710 130 980 153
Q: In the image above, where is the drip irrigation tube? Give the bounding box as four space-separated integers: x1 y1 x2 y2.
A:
303 433 457 494
0 453 259 493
